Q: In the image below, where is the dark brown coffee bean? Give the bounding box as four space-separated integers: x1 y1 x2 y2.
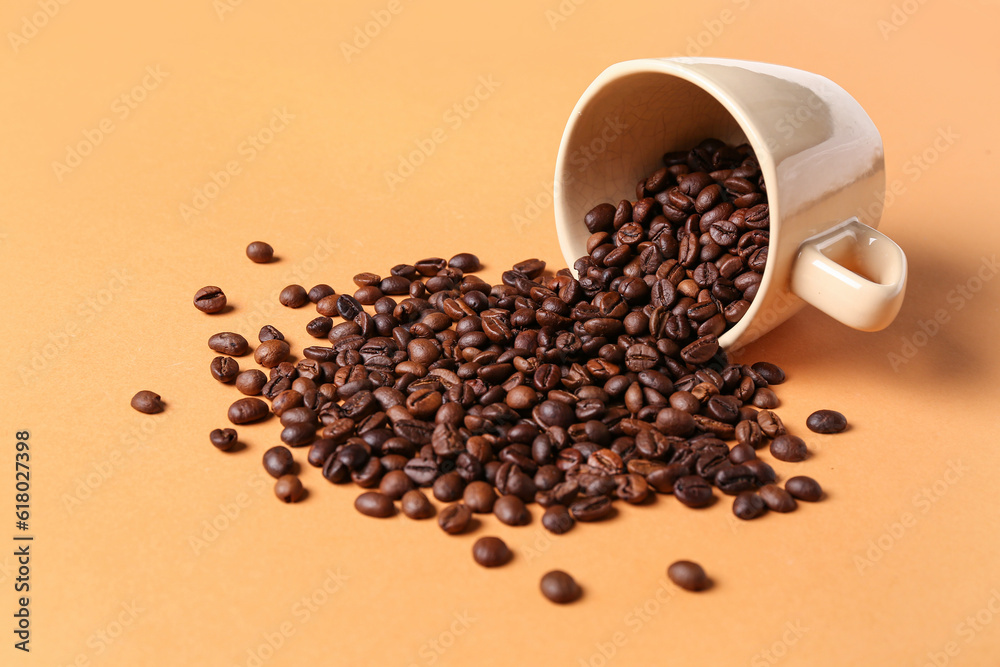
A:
680 335 718 364
274 475 304 503
667 560 709 591
569 495 613 521
673 475 714 508
263 446 295 478
227 397 270 424
541 505 575 534
463 481 497 513
281 423 316 447
757 409 786 437
585 203 616 233
735 419 764 449
308 439 337 467
540 570 581 604
733 491 767 520
246 241 273 263
308 284 336 303
646 464 687 494
714 464 759 495
306 316 333 338
400 489 434 519
378 469 414 500
438 503 472 534
770 434 808 462
743 459 776 486
470 536 511 568
494 494 530 526
751 361 785 384
209 428 238 451
255 339 290 368
449 253 481 273
806 410 847 434
433 472 466 502
209 332 249 356
211 356 240 383
759 484 797 512
785 476 823 502
279 284 309 308
355 491 395 518
130 390 164 414
194 286 227 313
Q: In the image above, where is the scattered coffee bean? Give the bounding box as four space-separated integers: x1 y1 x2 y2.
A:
806 409 847 434
667 560 709 591
380 470 415 500
674 475 714 508
274 475 304 503
472 536 511 567
258 325 284 342
210 356 239 383
438 503 472 534
263 446 295 478
542 505 575 534
235 369 267 395
540 570 581 604
759 484 797 512
400 489 434 519
770 434 808 462
209 428 238 451
308 284 336 303
227 397 270 424
732 491 767 520
208 332 249 356
130 390 163 414
246 241 274 263
494 495 530 526
569 495 613 521
279 284 309 308
193 286 227 313
355 491 395 518
785 476 823 502
254 339 290 368
463 481 496 513
449 253 481 273
433 472 465 502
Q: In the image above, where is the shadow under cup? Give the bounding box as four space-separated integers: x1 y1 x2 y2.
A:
553 62 890 352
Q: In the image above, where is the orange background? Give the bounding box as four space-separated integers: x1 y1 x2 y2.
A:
3 1 1000 665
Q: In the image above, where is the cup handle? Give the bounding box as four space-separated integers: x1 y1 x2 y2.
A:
790 217 907 332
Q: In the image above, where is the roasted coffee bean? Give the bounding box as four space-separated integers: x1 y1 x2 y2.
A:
732 491 767 520
494 494 530 526
806 409 847 434
194 286 227 313
258 325 284 342
378 469 414 500
308 284 336 303
246 241 273 263
541 505 575 534
263 446 296 478
322 456 350 484
281 423 317 447
751 361 785 384
757 410 786 437
673 475 714 508
450 253 482 273
667 560 709 591
255 339 290 368
759 484 797 512
785 476 823 502
400 489 435 519
614 473 649 503
438 503 472 534
307 439 338 468
274 475 304 503
463 481 497 513
279 284 309 308
209 332 249 356
130 390 164 414
211 356 240 383
227 397 270 424
714 464 759 495
355 491 395 518
472 536 511 567
540 570 582 604
743 459 776 486
735 419 764 449
433 472 466 502
306 316 334 338
569 495 613 521
646 463 688 494
770 434 808 462
210 428 238 451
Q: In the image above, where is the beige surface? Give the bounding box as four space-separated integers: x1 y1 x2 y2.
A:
2 1 999 665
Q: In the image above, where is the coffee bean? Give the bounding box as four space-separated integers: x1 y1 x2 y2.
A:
647 464 687 494
714 464 759 495
732 491 767 520
210 356 240 383
194 286 227 313
667 560 709 591
463 481 497 513
308 284 336 303
472 536 511 567
308 439 338 468
400 489 434 519
210 428 238 451
279 284 309 308
751 361 785 384
255 339 290 368
433 472 466 502
673 475 714 508
806 409 847 434
227 397 270 424
246 241 274 263
208 332 249 356
274 475 304 503
449 253 481 273
306 316 333 338
263 446 295 478
785 476 823 502
438 503 472 534
130 390 163 414
355 491 395 518
569 495 613 521
379 470 415 500
770 434 808 462
759 484 797 512
542 505 575 534
540 570 581 604
258 325 284 342
281 423 316 447
494 494 530 526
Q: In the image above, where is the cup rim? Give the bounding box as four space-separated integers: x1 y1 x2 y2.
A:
554 57 784 350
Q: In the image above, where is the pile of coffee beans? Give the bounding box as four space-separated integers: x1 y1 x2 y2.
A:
146 139 848 601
